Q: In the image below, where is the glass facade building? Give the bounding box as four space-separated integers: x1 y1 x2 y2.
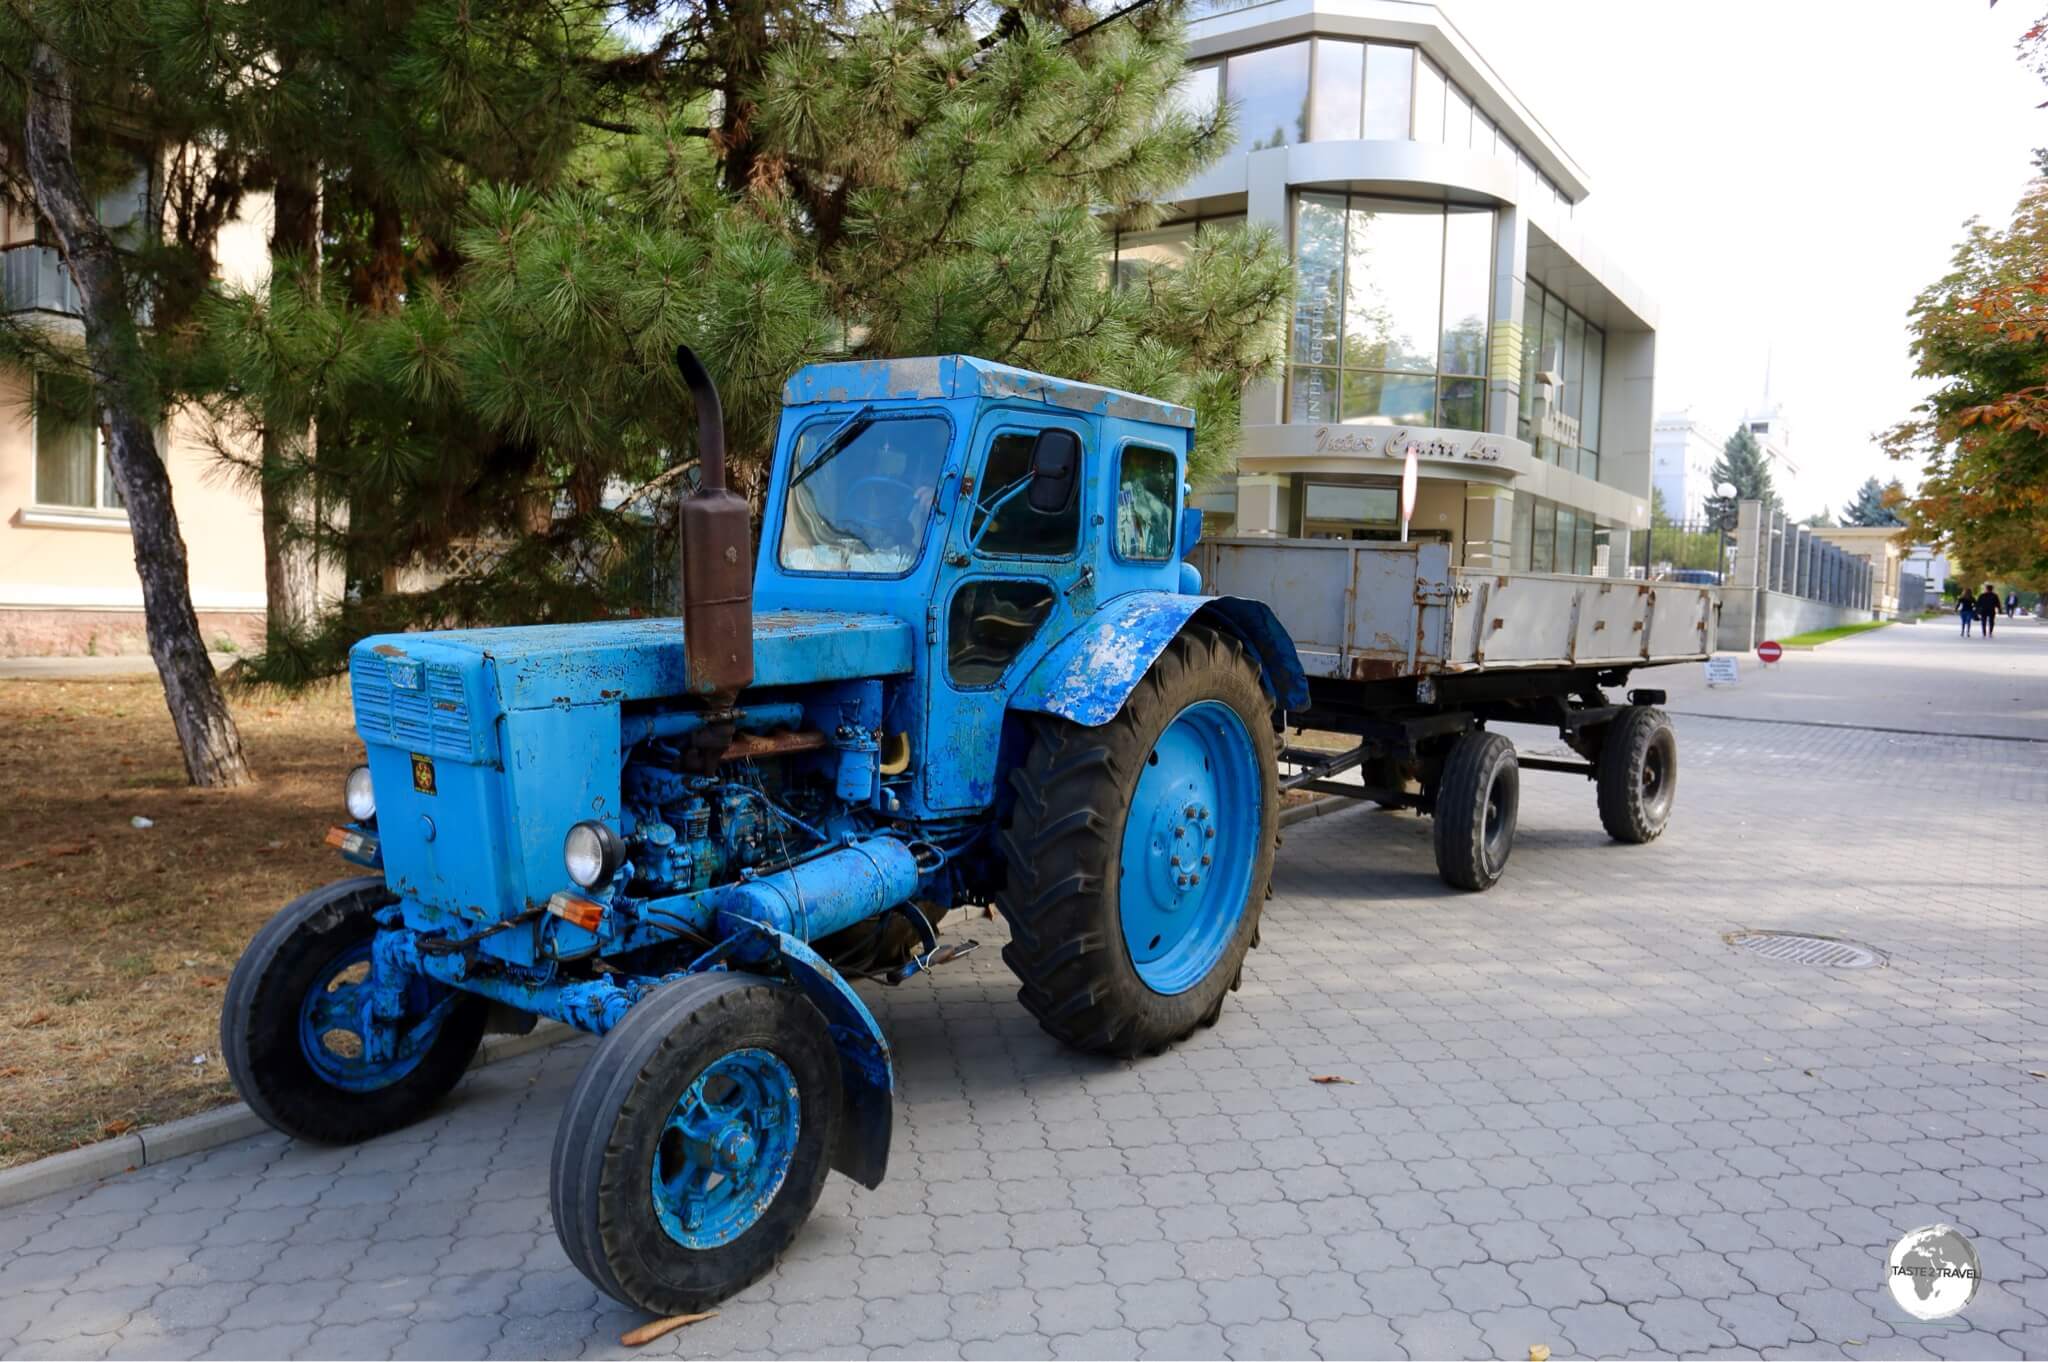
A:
1132 0 1658 577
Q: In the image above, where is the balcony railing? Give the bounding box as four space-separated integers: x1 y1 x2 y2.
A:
2 243 82 317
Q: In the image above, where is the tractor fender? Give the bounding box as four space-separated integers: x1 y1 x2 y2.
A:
726 920 893 1190
1010 590 1309 727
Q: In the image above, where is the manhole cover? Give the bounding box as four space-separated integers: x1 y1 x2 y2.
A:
1724 930 1887 969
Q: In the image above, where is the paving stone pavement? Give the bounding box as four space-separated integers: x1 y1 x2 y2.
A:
2 639 2046 1358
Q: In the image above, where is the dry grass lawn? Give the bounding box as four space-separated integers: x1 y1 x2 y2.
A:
0 675 364 1168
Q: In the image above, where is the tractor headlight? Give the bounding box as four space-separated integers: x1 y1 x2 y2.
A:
564 821 625 890
344 765 376 822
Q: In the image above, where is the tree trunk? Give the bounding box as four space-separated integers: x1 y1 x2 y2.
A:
25 41 254 788
261 167 322 645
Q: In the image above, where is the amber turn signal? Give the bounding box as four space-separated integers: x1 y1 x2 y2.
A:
546 891 606 932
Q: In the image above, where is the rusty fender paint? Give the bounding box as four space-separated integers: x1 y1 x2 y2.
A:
1009 591 1309 727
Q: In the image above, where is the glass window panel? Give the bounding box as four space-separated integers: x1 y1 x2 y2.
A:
1228 42 1310 151
1290 193 1346 370
1305 484 1398 522
1113 221 1196 289
1444 85 1471 151
1517 280 1541 438
1555 506 1577 576
974 432 1081 558
947 581 1056 687
1581 325 1604 454
1362 45 1413 140
1310 39 1364 140
1171 62 1222 124
1412 56 1445 142
1471 107 1495 155
1116 445 1178 561
1339 370 1435 425
1199 213 1247 237
1579 448 1599 484
1439 208 1492 377
1541 291 1566 381
1530 498 1555 574
1511 492 1533 570
1288 367 1339 424
779 415 951 575
1343 198 1441 373
1562 308 1586 426
1436 376 1483 431
34 374 96 508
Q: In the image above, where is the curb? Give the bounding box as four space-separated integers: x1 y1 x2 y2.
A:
0 1022 578 1212
0 807 1357 1213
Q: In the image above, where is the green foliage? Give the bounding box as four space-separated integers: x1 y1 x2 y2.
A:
1841 475 1902 527
190 0 1294 679
1649 484 1673 528
1703 426 1775 531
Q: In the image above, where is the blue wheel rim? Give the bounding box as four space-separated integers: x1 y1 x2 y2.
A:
295 942 447 1092
651 1048 802 1249
1118 699 1262 995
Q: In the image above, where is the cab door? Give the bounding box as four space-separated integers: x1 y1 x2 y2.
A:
919 408 1091 813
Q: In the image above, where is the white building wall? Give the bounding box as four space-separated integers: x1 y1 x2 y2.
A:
1651 415 1721 523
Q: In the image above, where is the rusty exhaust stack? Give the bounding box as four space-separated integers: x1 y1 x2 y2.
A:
674 345 754 705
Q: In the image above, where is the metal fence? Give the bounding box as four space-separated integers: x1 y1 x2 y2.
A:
1752 507 1873 609
1630 518 1730 581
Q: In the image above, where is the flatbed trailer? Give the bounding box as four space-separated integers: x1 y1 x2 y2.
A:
1192 536 1717 889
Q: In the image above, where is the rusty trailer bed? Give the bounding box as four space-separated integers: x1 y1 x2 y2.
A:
1191 538 1716 683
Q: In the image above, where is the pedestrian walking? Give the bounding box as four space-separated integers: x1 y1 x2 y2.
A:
1960 593 1976 637
1977 585 2002 639
2008 590 2020 618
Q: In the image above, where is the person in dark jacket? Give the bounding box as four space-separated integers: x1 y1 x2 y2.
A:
1959 592 1976 637
2009 591 2021 617
1977 585 2002 638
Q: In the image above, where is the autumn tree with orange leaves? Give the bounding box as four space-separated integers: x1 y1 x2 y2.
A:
1885 18 2048 590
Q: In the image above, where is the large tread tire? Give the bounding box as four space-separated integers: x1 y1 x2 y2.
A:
996 625 1278 1059
1597 706 1678 844
1432 730 1519 892
221 877 489 1145
550 974 840 1316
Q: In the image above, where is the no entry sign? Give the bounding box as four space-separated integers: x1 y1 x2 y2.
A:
1757 640 1784 664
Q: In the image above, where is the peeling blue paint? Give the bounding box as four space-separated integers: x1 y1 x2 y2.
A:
783 355 1194 429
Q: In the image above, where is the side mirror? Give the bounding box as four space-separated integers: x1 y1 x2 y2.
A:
1026 428 1080 514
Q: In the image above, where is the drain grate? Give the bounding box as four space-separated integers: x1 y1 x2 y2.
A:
1724 930 1887 969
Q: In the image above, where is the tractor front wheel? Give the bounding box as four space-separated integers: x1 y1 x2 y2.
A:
550 974 839 1316
998 625 1278 1059
221 877 488 1144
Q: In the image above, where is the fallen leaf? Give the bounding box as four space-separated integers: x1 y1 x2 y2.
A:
1310 1075 1356 1085
193 976 226 988
22 1011 51 1027
1530 1346 1551 1362
2028 1071 2048 1079
101 1119 135 1137
621 1312 717 1346
1 840 94 872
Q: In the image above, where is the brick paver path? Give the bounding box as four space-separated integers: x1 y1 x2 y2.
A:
2 625 2044 1359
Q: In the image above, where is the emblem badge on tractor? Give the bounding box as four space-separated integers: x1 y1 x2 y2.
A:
222 349 1296 1316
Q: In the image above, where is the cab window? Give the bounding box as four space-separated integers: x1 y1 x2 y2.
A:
778 415 949 575
971 431 1081 558
1115 444 1177 561
947 580 1057 687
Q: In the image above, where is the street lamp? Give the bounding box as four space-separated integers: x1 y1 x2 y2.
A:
1714 481 1738 584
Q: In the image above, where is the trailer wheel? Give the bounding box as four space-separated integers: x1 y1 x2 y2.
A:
550 973 838 1316
1597 706 1677 844
221 877 488 1144
997 625 1278 1059
1432 731 1519 891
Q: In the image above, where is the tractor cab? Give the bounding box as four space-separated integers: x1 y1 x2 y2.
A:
756 356 1203 815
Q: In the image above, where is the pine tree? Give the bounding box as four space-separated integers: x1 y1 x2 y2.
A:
1703 427 1775 532
1841 475 1903 527
215 0 1294 679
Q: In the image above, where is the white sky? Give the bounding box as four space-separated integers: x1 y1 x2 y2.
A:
1443 0 2046 519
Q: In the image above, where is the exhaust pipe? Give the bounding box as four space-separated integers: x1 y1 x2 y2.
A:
674 345 754 704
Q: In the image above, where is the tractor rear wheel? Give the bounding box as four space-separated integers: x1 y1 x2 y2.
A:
997 625 1278 1059
550 973 839 1316
221 877 488 1144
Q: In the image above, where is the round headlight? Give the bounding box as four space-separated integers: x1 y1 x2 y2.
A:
344 765 376 822
564 821 624 890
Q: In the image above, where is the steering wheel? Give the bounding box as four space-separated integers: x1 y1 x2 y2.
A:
839 474 920 546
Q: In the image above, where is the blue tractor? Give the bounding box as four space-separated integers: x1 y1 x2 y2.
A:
222 350 1307 1314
